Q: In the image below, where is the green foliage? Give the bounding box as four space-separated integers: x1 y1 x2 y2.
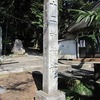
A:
88 34 97 44
0 0 43 54
73 83 93 96
68 2 100 47
58 0 95 39
71 8 100 28
66 96 73 100
31 2 43 28
65 79 94 100
0 0 99 53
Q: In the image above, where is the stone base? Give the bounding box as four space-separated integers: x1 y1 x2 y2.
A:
35 90 65 100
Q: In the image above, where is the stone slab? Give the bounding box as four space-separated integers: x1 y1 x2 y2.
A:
35 90 65 100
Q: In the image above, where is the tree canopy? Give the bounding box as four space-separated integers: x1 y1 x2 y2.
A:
0 0 43 54
0 0 99 54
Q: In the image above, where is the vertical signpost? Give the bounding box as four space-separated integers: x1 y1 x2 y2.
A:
35 0 65 100
43 0 58 94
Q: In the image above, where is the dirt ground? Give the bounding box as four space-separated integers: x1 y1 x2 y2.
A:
0 57 100 100
0 72 37 100
74 58 100 62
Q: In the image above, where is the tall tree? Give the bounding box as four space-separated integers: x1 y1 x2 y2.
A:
0 0 43 54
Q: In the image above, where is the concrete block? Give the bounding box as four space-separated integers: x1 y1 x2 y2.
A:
35 90 65 100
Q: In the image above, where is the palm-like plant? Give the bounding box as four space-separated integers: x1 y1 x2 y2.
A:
68 6 100 55
75 8 100 28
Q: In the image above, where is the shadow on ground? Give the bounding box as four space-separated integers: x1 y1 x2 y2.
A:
32 71 100 100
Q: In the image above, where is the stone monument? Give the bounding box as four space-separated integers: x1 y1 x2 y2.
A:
35 0 65 100
12 39 25 55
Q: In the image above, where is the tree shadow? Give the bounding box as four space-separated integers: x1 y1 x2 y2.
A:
6 79 33 91
58 71 100 100
72 58 86 69
31 70 100 100
25 48 42 56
